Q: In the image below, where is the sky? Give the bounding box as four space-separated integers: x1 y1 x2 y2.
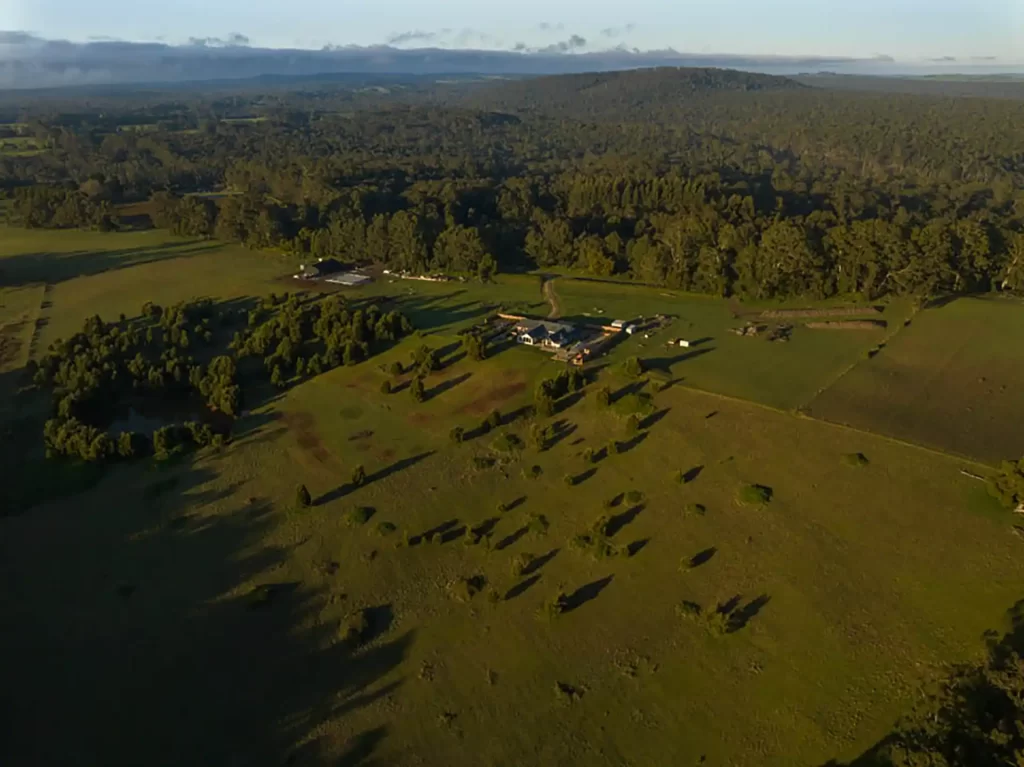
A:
4 0 1022 64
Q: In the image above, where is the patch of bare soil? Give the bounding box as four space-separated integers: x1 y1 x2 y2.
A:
283 411 335 465
456 380 528 416
761 307 882 319
805 320 887 329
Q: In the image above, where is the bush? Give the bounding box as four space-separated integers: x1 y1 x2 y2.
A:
843 452 870 467
563 474 576 487
676 600 703 621
486 409 502 430
525 464 544 480
624 356 644 378
607 440 620 456
582 447 595 464
339 609 370 645
684 503 707 516
449 426 465 445
738 484 773 506
296 484 312 508
624 414 641 436
380 380 392 395
450 575 487 602
491 432 523 454
595 386 611 407
527 513 550 536
625 489 644 504
388 361 404 377
376 521 397 536
511 552 534 577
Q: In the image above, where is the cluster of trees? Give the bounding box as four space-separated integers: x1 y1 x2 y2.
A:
5 68 1024 298
33 294 414 463
7 184 116 230
232 293 413 385
535 368 587 416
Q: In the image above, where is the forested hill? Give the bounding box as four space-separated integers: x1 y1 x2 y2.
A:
3 67 1024 301
462 67 804 118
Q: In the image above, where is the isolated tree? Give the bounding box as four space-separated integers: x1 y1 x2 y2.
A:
624 356 644 378
410 376 425 403
380 380 392 395
486 409 502 430
296 484 312 508
450 426 465 445
595 386 611 407
351 465 366 487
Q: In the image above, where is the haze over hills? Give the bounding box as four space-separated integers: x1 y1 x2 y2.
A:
1 30 1020 91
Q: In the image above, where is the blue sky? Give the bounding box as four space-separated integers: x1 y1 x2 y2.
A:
6 0 1022 63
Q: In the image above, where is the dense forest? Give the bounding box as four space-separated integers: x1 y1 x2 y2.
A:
4 67 1024 298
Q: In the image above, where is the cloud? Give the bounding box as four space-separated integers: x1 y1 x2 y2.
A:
872 53 895 62
971 55 997 61
537 23 565 32
535 35 587 54
187 33 250 48
600 24 636 38
928 56 957 62
387 30 440 45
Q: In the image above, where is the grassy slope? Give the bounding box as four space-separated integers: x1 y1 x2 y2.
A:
2 228 1023 765
2 328 1022 766
808 296 1024 464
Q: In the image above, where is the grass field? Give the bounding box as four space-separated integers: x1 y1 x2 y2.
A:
2 326 1022 766
2 227 1024 766
554 278 914 410
808 296 1024 464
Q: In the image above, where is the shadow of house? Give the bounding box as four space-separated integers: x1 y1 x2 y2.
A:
563 575 614 612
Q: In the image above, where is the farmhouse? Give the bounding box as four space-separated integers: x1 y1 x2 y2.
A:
295 258 343 280
514 319 579 350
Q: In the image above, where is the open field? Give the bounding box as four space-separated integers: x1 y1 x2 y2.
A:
553 278 914 410
808 296 1024 464
2 228 1024 765
2 320 1022 766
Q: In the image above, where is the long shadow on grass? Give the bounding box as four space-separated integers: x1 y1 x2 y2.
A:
0 447 412 766
643 347 714 374
318 451 435 505
606 504 644 537
426 372 471 401
505 574 541 601
618 432 649 453
522 548 560 576
563 575 614 612
639 408 671 430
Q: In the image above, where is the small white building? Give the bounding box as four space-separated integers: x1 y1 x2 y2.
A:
678 339 691 348
610 319 626 330
625 325 638 335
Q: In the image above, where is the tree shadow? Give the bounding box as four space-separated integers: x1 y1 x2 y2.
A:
563 575 614 612
554 389 586 415
626 538 649 558
504 574 541 601
496 526 529 551
546 419 577 450
571 467 598 486
318 452 434 505
682 465 704 484
471 517 500 538
522 548 560 576
426 372 471 401
334 726 389 767
618 432 649 453
411 518 459 545
688 547 717 568
726 594 770 632
607 503 644 536
610 379 648 404
0 449 413 766
643 347 715 373
503 496 527 512
639 408 671 430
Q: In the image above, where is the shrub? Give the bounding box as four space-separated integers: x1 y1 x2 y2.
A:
450 426 464 445
607 440 620 456
625 489 644 505
738 484 773 506
525 464 544 480
486 409 503 430
595 386 611 407
295 484 312 508
582 447 595 464
379 380 392 395
676 600 703 621
491 432 524 454
843 452 870 467
563 474 576 487
388 361 404 377
450 575 487 602
511 552 534 577
684 503 707 516
527 513 550 537
339 609 370 645
348 506 375 526
624 356 644 378
496 501 509 514
624 414 641 436
376 521 397 536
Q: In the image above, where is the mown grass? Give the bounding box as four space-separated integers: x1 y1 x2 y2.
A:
2 315 1022 766
553 278 914 410
809 295 1024 464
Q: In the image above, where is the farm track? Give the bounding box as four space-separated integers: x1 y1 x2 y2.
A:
542 277 562 320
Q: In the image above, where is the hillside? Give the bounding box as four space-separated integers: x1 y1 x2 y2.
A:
463 66 805 118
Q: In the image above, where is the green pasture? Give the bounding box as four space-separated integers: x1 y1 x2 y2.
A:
808 295 1024 464
2 318 1022 766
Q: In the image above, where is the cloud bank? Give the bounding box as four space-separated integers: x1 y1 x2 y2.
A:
0 31 1014 90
